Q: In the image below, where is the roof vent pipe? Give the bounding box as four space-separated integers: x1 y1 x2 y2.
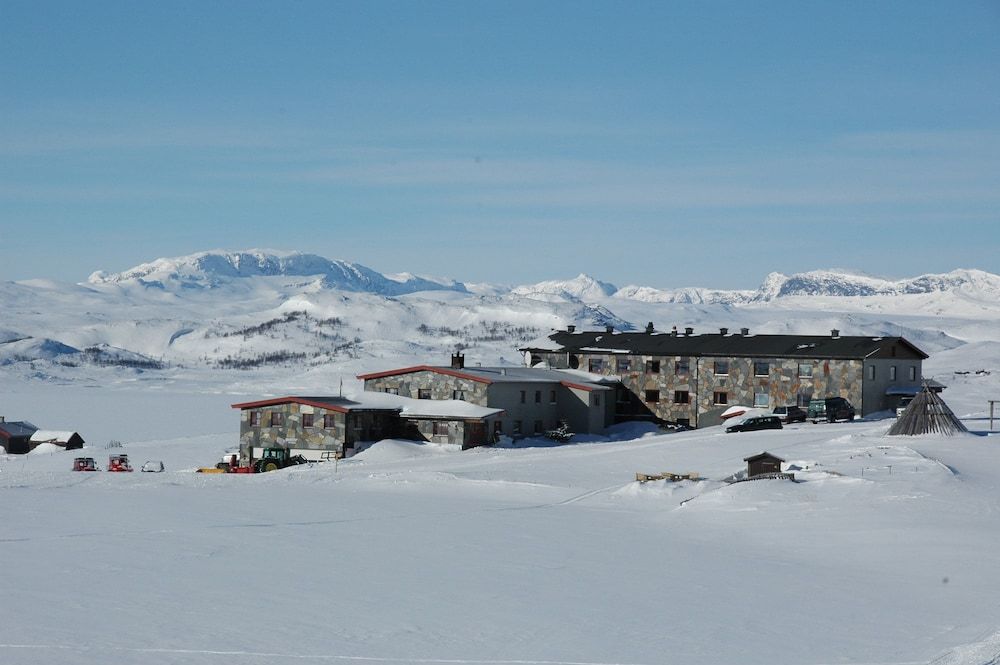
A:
831 329 840 339
567 325 576 333
684 327 694 336
671 325 678 337
605 325 614 333
645 322 655 334
741 327 750 336
451 352 465 369
719 327 728 336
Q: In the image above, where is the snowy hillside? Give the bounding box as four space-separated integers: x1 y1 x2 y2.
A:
1 250 999 392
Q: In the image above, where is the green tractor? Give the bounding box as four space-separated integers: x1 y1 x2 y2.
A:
254 447 309 473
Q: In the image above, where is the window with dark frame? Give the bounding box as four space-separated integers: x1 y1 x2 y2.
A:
588 358 604 372
798 363 812 378
674 390 689 404
754 392 769 408
645 389 660 403
550 390 556 404
595 393 601 406
270 411 283 427
433 421 449 436
675 359 689 375
323 413 336 428
889 366 897 381
453 389 466 400
520 390 526 404
513 420 522 435
867 365 875 380
646 360 661 373
418 388 431 400
302 413 314 428
617 357 631 372
714 360 729 375
535 390 541 403
713 391 728 405
249 411 260 426
385 387 399 395
754 361 770 376
909 366 917 381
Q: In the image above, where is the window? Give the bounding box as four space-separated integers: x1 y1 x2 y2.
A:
520 390 526 404
249 411 260 426
677 418 691 428
302 413 314 428
452 389 467 400
617 358 631 372
645 390 660 403
754 361 769 377
533 420 543 434
270 412 284 427
754 392 769 408
889 366 897 381
867 365 875 381
713 391 728 405
595 393 601 406
417 388 431 400
798 363 812 378
674 390 689 404
549 390 556 404
909 366 917 381
535 390 542 403
645 360 660 373
714 361 729 375
675 359 689 376
432 421 449 436
513 420 522 435
385 387 399 395
588 358 604 372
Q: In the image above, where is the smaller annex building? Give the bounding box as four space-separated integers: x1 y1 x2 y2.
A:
358 353 618 438
0 419 38 454
29 430 85 451
231 393 505 461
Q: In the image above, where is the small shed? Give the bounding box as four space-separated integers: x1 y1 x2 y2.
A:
744 451 785 478
0 419 39 454
29 430 85 451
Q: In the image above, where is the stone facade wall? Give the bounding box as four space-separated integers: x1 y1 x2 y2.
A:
364 371 489 406
239 404 399 459
239 403 347 458
530 350 866 428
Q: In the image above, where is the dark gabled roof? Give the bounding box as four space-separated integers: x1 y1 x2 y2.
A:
744 451 786 463
521 330 928 361
0 421 38 440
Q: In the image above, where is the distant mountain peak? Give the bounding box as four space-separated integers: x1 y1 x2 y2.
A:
88 249 468 296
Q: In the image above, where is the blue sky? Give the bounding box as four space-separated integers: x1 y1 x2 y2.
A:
1 1 998 288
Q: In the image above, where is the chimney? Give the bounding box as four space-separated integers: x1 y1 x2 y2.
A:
684 327 694 336
740 327 750 336
0 416 4 423
567 325 576 333
451 352 465 369
719 327 728 336
671 325 678 337
605 325 614 333
500 368 507 376
645 322 655 334
831 329 840 339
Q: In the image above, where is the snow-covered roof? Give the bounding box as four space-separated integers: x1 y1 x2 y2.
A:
357 365 614 390
29 430 82 443
350 392 504 420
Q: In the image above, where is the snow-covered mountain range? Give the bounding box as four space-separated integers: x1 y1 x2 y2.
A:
2 249 999 388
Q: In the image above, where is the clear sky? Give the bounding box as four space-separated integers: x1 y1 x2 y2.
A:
1 1 998 289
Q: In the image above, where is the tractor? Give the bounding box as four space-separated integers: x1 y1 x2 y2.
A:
72 457 99 472
107 454 133 472
253 447 309 473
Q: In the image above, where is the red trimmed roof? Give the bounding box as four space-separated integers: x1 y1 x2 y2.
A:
230 396 399 414
356 365 493 384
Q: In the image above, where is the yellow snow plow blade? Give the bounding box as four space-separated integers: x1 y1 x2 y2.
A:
196 467 226 474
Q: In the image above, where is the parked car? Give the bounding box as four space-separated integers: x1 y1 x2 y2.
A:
895 397 913 418
808 397 856 423
726 415 783 433
772 405 807 424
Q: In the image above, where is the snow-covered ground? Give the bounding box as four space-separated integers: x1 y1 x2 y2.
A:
4 254 1000 664
2 355 1000 664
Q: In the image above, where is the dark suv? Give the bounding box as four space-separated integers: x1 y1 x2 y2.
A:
726 415 783 433
807 397 856 423
772 405 807 424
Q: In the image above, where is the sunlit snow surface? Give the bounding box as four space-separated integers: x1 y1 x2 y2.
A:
4 258 1000 663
